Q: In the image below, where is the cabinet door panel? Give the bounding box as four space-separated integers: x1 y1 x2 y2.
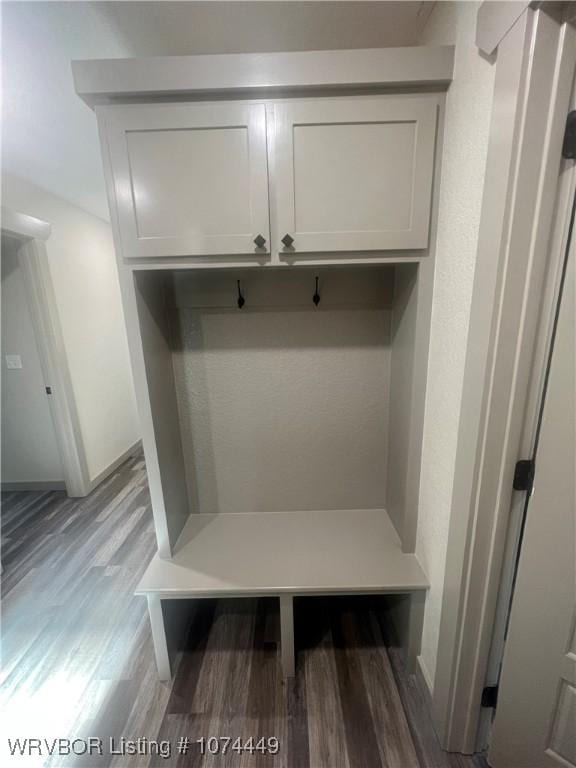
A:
102 103 270 259
274 98 437 253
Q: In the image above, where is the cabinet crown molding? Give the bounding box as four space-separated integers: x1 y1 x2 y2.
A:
72 46 454 107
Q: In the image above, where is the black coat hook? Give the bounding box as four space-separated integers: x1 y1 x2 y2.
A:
237 280 245 309
313 276 320 307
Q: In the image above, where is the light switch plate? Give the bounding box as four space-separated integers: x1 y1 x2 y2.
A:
5 355 23 370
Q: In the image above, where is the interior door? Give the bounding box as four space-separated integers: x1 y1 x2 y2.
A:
273 97 437 255
101 102 270 259
488 216 576 767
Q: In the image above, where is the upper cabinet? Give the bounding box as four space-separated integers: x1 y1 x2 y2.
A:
80 47 452 264
273 98 437 254
100 102 270 259
99 96 437 261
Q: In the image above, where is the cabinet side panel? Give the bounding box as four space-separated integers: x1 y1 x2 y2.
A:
387 265 419 543
98 114 188 558
134 271 189 554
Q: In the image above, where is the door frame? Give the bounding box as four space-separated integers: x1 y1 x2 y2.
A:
1 207 90 497
431 3 576 754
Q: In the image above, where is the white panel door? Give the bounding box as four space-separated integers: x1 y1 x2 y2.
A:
101 103 270 258
273 97 437 254
489 231 576 767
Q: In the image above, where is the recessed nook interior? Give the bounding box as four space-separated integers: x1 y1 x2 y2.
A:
133 263 425 596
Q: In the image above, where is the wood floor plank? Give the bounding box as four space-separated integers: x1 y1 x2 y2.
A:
166 602 216 715
358 612 419 768
331 608 383 768
244 598 287 768
304 602 351 768
285 671 309 768
189 601 254 717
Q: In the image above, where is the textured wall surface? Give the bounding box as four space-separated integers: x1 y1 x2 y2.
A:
416 1 496 689
172 307 391 515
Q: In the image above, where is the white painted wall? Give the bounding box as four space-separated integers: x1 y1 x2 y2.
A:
173 307 391 515
168 268 393 516
1 174 140 483
1 235 63 485
416 1 496 688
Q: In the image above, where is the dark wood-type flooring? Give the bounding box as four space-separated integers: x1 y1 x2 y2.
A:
1 454 488 768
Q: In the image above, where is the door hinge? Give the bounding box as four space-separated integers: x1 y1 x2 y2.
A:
45 386 52 395
481 685 499 709
562 111 576 158
513 459 535 492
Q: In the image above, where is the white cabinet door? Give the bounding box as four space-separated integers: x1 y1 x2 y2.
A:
273 98 437 254
101 103 270 259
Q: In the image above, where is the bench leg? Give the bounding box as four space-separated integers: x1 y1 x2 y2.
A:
407 590 426 674
147 594 172 681
279 594 295 679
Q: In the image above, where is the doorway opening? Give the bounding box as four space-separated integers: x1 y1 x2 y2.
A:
1 231 64 491
1 209 89 498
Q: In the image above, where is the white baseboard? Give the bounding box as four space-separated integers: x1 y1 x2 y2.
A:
85 439 142 494
1 480 66 491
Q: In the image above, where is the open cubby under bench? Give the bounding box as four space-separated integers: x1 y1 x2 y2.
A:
136 507 428 679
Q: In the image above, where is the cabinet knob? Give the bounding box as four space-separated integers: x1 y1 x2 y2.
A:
253 234 266 249
281 234 295 248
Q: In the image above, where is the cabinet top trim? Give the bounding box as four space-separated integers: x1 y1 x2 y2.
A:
73 46 454 107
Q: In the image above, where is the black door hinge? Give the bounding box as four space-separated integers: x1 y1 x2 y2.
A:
563 111 576 158
513 459 535 492
481 685 499 709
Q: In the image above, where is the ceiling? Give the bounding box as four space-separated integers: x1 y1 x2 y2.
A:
1 1 434 221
